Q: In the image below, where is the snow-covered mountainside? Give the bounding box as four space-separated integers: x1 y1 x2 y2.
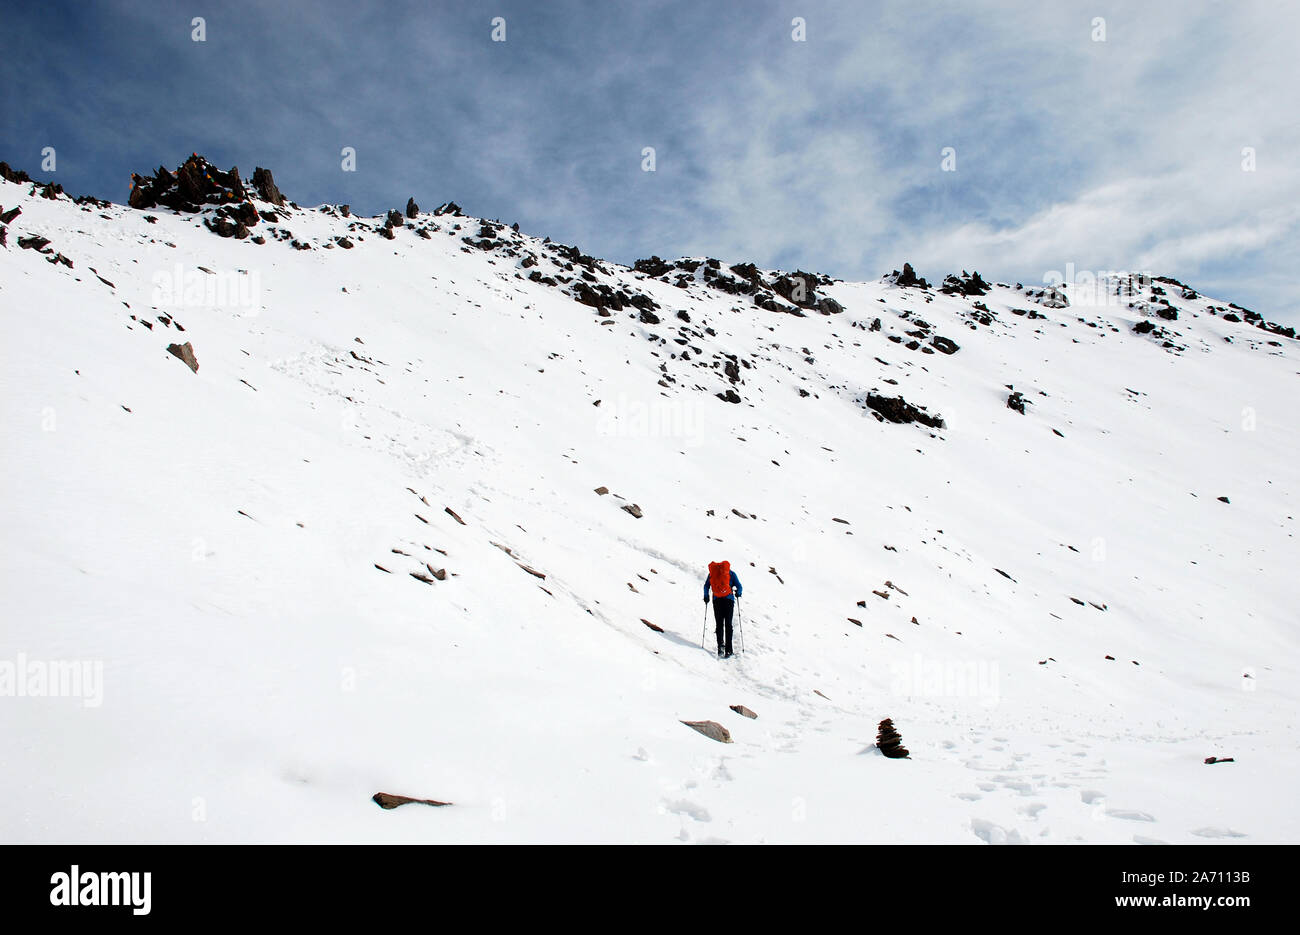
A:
2 157 1296 844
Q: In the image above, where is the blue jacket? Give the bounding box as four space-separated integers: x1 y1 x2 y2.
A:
704 570 743 601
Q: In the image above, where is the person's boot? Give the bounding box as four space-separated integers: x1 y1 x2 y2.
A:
717 645 725 658
724 645 733 659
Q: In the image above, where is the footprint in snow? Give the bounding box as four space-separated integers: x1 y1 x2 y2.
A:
661 799 711 823
1080 790 1106 804
970 818 1029 845
1019 802 1047 819
1191 826 1247 839
1106 809 1156 822
955 792 982 801
1134 835 1168 845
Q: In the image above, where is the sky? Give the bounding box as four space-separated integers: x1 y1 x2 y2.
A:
2 0 1297 323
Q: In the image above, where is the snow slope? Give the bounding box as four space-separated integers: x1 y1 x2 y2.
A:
1 171 1297 844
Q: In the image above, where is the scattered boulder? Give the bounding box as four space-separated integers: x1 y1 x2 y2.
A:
641 619 664 633
405 197 419 219
166 341 199 373
939 270 991 297
633 255 674 277
681 720 733 743
593 486 609 495
864 393 944 429
1204 757 1235 765
771 271 822 308
1007 391 1027 414
622 503 643 519
729 705 758 719
931 335 960 355
876 718 910 758
1024 285 1069 308
372 792 451 809
0 205 20 224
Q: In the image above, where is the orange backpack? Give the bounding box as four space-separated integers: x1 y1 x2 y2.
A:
708 561 732 598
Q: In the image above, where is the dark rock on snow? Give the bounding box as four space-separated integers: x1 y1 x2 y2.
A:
865 393 944 429
681 720 733 743
876 718 910 758
893 262 930 290
372 792 451 809
167 341 200 373
252 166 284 206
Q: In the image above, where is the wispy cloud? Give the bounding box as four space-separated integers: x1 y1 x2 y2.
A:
1 0 1295 321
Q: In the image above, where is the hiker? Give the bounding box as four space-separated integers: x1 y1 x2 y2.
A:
703 561 743 658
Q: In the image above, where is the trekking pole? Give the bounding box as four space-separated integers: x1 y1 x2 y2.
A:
737 597 745 655
701 601 708 650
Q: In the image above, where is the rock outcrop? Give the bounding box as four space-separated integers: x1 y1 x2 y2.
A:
129 154 247 212
251 166 284 206
892 262 930 289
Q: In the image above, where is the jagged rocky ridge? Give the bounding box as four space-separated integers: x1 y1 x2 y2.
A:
2 149 1296 419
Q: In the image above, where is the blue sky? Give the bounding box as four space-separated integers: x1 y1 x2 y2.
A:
3 0 1297 321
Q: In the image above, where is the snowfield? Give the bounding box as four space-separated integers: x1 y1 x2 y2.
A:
1 170 1296 844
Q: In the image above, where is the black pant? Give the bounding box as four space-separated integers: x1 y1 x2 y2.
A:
712 597 734 653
